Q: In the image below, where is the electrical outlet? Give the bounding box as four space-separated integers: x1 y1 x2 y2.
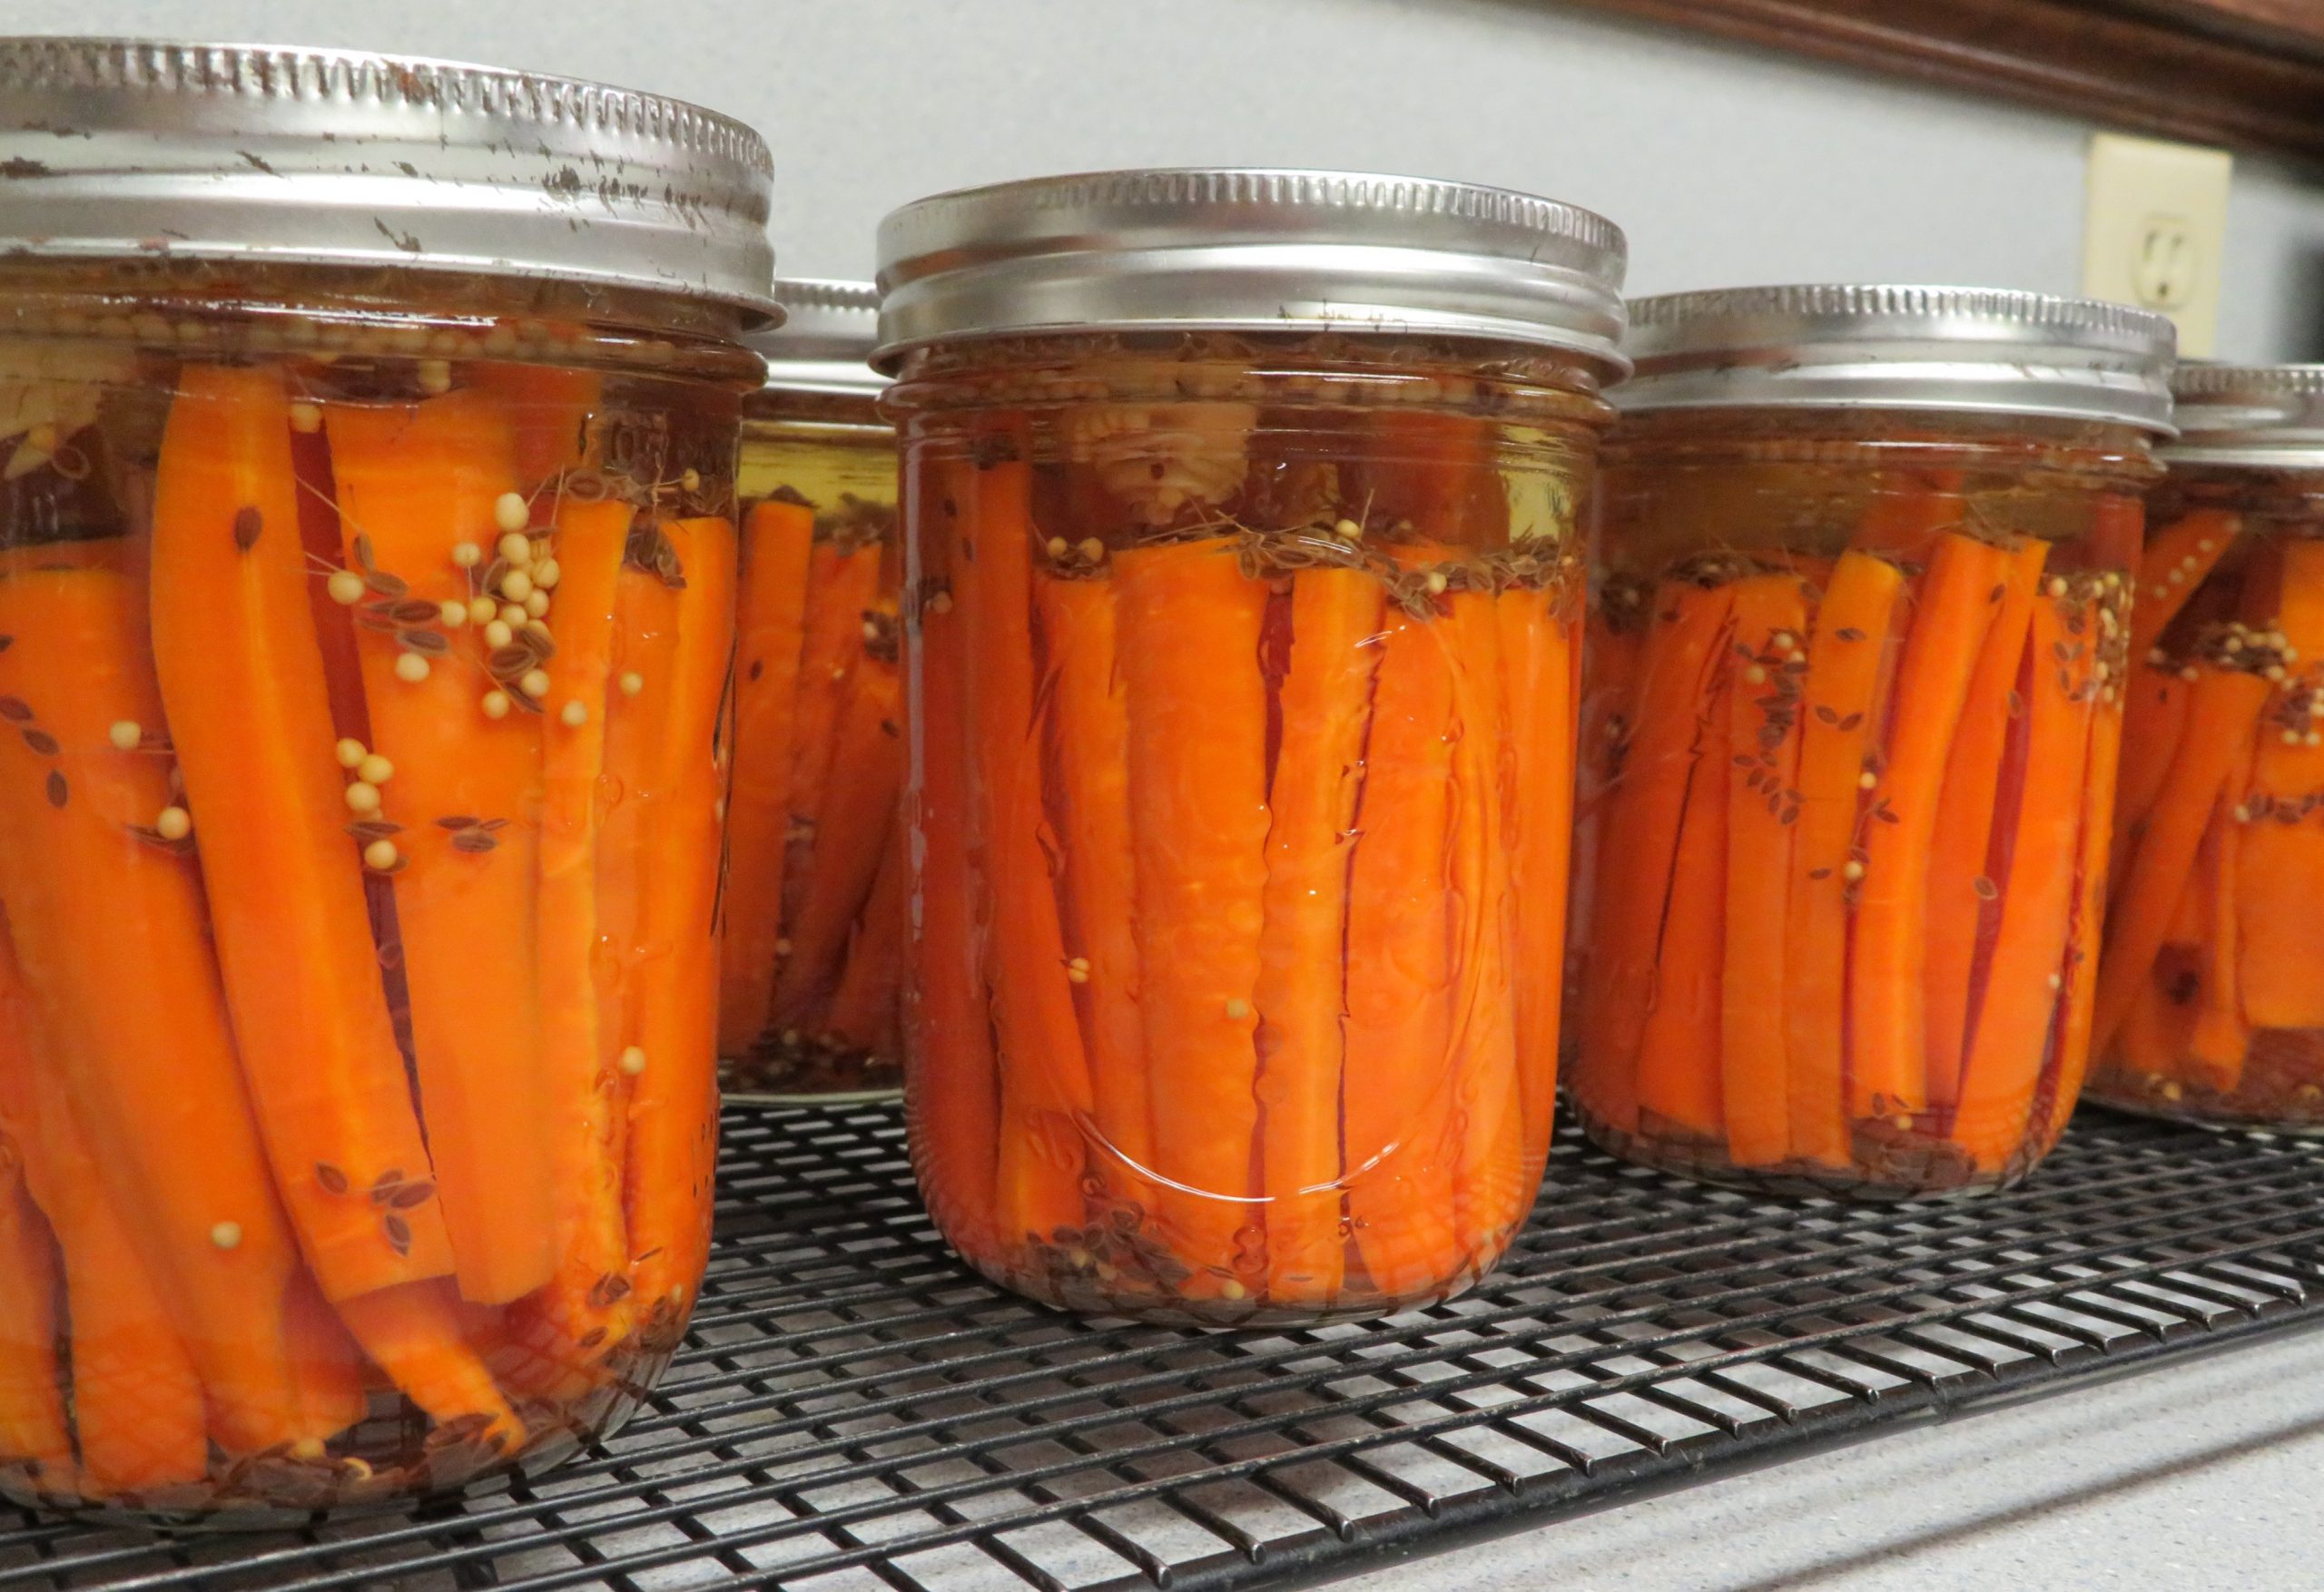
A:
2082 132 2231 358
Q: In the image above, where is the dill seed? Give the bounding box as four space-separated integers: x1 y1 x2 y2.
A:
233 507 262 551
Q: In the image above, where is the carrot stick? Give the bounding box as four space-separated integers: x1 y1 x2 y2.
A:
1785 550 1907 1167
1248 565 1381 1302
2188 788 2251 1090
1850 531 2013 1121
323 391 555 1307
1498 579 1577 1167
622 516 736 1330
717 498 815 1056
2040 679 2124 1142
2127 508 2240 665
1443 587 1527 1256
1720 574 1812 1166
1635 643 1730 1141
336 1281 519 1452
149 364 457 1301
2094 663 2274 1054
771 645 903 1030
1953 595 2095 1166
1925 538 2049 1112
14 1050 207 1495
499 496 637 1390
786 543 883 901
1344 603 1460 1300
290 423 369 747
1579 580 1737 1135
822 833 907 1053
2113 663 2191 884
0 548 318 1457
907 548 1000 1252
964 465 1097 1257
1030 572 1151 1191
0 916 73 1484
467 361 599 487
1116 536 1268 1292
282 1269 367 1440
2234 539 2324 1031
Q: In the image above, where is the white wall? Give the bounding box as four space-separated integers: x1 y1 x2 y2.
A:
12 0 2324 360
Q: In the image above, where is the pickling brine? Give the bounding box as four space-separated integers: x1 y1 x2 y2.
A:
0 35 772 1518
720 287 905 1102
1576 416 2145 1194
892 332 1602 1322
2087 370 2324 1129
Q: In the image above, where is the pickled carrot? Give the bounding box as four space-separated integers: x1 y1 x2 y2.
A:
324 392 555 1307
2095 665 2274 1055
2041 685 2123 1140
622 516 736 1327
772 642 902 1030
1783 550 1905 1166
468 361 599 486
337 1281 520 1452
282 1269 367 1441
2127 509 2240 665
822 833 906 1053
0 1165 64 1484
1497 580 1577 1165
1255 565 1382 1303
150 363 457 1302
717 498 815 1056
0 917 73 1483
1925 537 2048 1112
1344 604 1460 1299
1443 588 1527 1255
1581 580 1737 1135
908 555 1000 1251
1635 642 1731 1142
0 551 317 1457
1031 573 1152 1190
1116 537 1268 1292
1849 531 2013 1121
2187 789 2250 1090
508 496 635 1388
963 459 1096 1255
786 542 882 905
1953 596 2093 1166
2118 975 2194 1077
290 424 369 747
1720 574 1812 1168
2234 539 2324 1031
2113 663 2191 884
15 1052 206 1494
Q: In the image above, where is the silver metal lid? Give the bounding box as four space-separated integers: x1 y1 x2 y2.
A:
2164 365 2324 467
751 279 883 396
0 37 780 321
873 167 1629 375
1619 284 2178 434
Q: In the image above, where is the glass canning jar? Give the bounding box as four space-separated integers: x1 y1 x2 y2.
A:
0 39 774 1518
1573 286 2175 1198
720 281 905 1102
2085 366 2324 1130
877 169 1628 1324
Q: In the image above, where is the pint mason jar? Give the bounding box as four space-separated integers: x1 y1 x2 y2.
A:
1572 287 2174 1197
0 39 773 1517
2086 366 2324 1130
878 169 1627 1324
719 281 905 1102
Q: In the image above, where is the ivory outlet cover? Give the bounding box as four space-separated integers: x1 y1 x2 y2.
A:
2082 132 2232 359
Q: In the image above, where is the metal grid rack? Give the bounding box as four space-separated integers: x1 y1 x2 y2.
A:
6 1100 2324 1592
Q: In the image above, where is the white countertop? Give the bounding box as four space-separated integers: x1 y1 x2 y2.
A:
1330 1322 2324 1590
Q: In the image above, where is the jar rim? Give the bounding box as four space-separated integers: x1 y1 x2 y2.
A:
750 279 885 397
0 36 781 324
1617 284 2178 435
872 167 1630 377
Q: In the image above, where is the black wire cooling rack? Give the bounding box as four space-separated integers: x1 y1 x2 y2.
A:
6 1100 2324 1592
